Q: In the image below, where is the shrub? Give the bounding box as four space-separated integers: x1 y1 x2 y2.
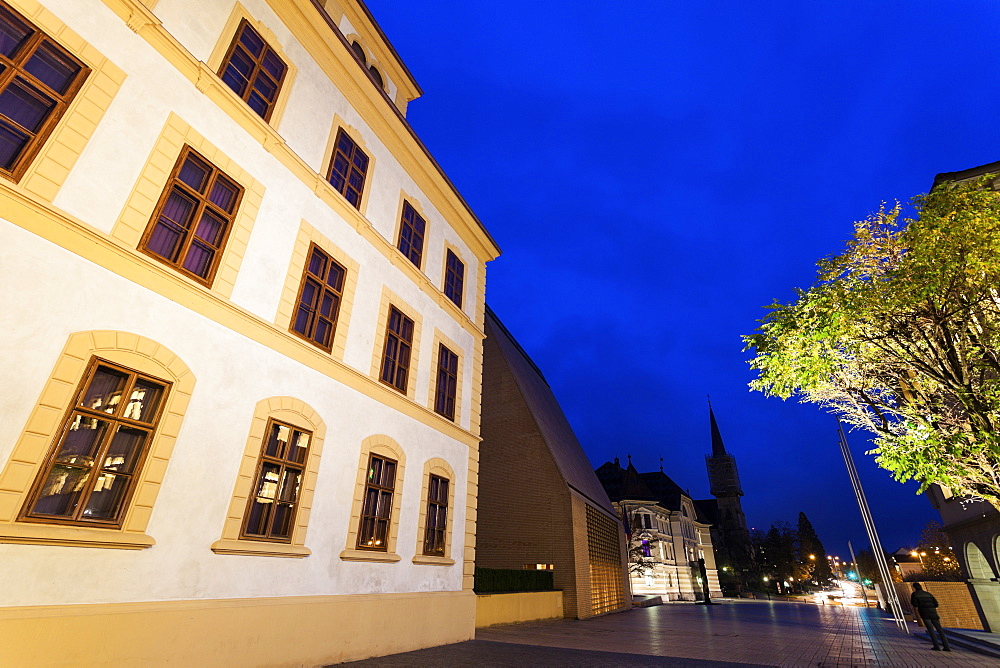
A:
473 567 554 593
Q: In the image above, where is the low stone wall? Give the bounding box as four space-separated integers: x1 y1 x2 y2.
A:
475 591 564 628
892 581 984 630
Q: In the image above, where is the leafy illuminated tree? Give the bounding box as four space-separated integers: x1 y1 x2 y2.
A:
745 176 1000 509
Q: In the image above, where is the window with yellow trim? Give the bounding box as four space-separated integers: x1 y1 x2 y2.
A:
218 19 287 122
139 146 244 286
422 474 448 556
357 452 396 551
241 419 311 542
0 0 90 181
20 357 170 527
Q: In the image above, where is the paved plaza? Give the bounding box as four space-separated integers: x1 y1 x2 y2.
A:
341 600 1000 666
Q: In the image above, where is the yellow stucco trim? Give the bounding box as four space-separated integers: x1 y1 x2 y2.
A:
110 112 265 300
464 445 478 590
0 331 196 548
95 0 499 265
4 0 126 203
412 457 456 564
369 287 423 401
0 590 475 666
334 6 419 111
391 190 429 270
0 187 479 447
210 396 326 558
97 0 489 341
440 240 468 310
205 3 298 130
341 434 405 559
318 115 377 217
275 220 360 362
427 329 465 425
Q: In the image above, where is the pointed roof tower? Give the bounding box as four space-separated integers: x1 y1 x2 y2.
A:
709 399 728 457
705 399 744 498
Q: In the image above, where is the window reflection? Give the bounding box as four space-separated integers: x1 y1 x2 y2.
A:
241 419 311 542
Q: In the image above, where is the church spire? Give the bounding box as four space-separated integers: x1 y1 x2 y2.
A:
708 397 727 457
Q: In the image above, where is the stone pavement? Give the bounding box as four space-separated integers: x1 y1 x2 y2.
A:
340 600 1000 666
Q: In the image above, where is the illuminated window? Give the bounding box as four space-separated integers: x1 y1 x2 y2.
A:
327 128 368 208
139 146 243 286
357 453 396 551
21 358 169 526
379 305 414 393
241 419 311 542
0 1 89 181
443 249 464 308
422 474 448 556
218 20 287 121
290 243 346 352
397 201 425 268
434 344 458 421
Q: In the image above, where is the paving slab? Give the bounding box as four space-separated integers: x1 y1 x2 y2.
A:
339 600 1000 666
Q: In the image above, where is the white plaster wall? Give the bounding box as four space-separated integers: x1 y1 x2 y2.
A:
0 222 468 605
38 0 479 430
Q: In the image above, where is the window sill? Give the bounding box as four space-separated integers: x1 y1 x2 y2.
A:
412 554 455 566
340 548 401 563
0 523 155 549
210 539 310 558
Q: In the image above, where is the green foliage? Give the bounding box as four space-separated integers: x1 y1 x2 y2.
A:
745 176 1000 509
473 567 554 593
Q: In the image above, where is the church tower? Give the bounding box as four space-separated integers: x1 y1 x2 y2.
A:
705 402 750 565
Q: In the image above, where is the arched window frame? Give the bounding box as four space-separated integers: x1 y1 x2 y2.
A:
211 397 326 558
0 331 195 549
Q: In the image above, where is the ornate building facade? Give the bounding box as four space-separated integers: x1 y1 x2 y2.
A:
0 0 499 664
596 458 722 601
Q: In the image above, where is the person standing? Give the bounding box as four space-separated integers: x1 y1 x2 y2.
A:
910 583 951 651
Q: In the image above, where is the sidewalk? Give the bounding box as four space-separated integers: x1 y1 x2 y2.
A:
340 600 1000 666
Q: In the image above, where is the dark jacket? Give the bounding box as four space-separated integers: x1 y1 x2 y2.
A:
910 589 940 620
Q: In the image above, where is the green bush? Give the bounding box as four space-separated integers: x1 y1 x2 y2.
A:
473 567 554 593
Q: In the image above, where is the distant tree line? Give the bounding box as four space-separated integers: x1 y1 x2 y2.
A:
747 512 833 593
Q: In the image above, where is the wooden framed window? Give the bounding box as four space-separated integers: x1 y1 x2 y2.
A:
434 344 458 421
241 419 311 542
397 201 425 268
218 20 287 121
139 146 243 286
0 1 89 181
290 243 346 352
21 358 169 527
444 250 465 308
422 474 449 556
357 453 396 551
380 305 414 393
327 128 368 209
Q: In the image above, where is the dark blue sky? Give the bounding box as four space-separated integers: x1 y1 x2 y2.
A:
366 0 1000 556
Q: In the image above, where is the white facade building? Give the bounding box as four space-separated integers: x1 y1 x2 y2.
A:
597 459 722 601
0 0 499 664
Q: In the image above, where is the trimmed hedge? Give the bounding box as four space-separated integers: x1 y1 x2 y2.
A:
474 567 554 593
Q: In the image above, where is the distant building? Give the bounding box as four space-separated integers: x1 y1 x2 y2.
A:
596 457 722 601
476 307 629 619
700 403 752 584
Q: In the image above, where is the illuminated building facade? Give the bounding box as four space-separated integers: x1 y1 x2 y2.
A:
0 0 499 664
596 457 722 601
